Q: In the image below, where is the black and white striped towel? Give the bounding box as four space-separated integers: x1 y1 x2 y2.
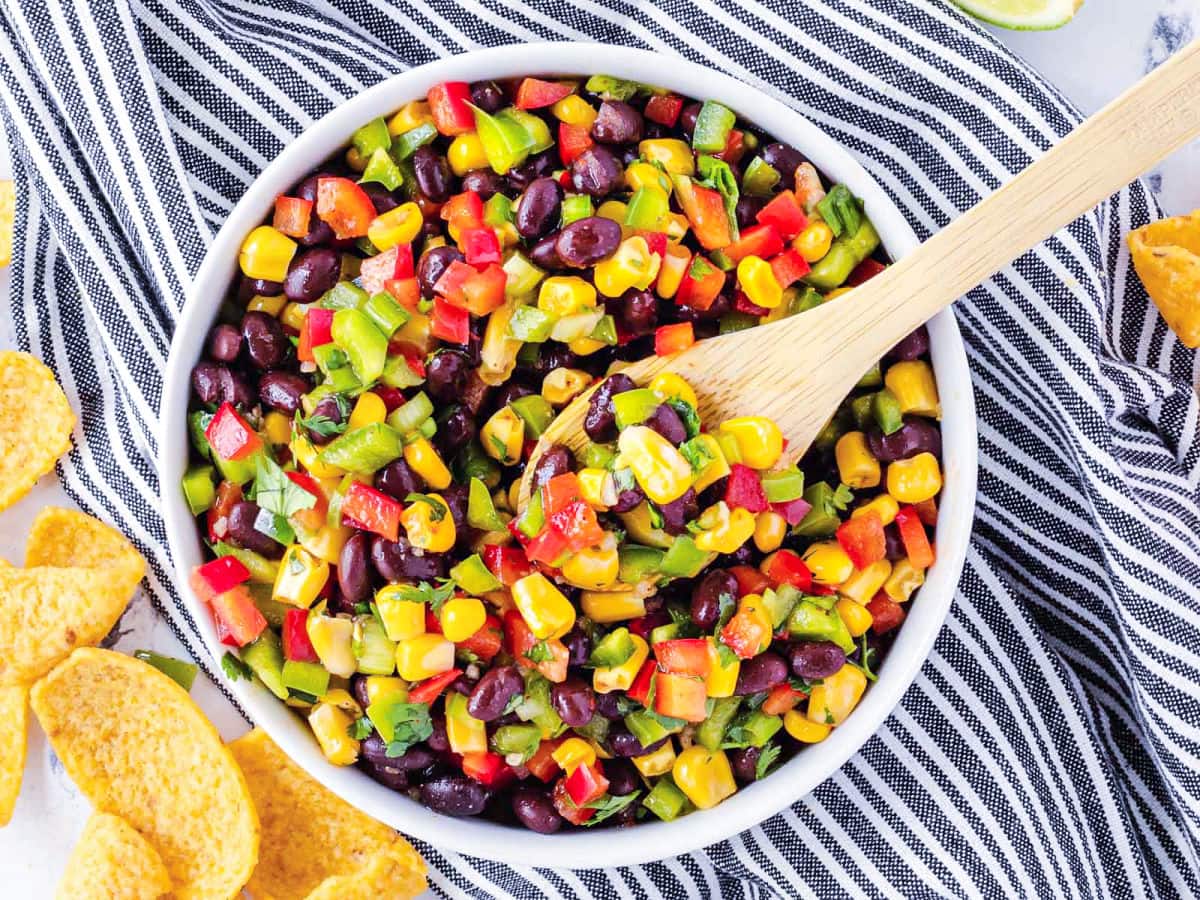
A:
2 1 1198 897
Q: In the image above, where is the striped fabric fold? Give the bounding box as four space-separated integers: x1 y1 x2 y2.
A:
1 1 1197 896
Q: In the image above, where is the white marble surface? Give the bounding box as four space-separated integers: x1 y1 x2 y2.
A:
1 2 1198 893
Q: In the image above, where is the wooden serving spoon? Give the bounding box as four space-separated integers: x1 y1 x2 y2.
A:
519 39 1200 509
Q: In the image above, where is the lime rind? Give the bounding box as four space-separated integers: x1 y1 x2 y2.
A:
949 0 1081 31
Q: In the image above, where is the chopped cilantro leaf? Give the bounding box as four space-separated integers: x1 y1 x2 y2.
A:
755 742 782 780
254 455 317 520
405 492 448 522
524 641 553 664
348 716 375 740
221 652 253 682
581 790 642 827
382 703 434 757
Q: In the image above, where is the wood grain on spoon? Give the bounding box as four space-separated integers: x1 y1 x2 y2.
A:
520 39 1200 510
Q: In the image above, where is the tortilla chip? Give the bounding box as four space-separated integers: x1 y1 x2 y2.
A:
0 567 137 685
0 684 27 826
0 180 11 268
30 649 259 900
56 812 172 900
1128 210 1200 348
25 507 145 587
228 728 426 900
304 843 429 900
0 351 75 511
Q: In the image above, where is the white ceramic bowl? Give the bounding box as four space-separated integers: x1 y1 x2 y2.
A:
161 43 977 868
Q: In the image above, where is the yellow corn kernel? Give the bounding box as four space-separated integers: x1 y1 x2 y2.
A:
807 664 867 726
736 594 775 655
794 221 834 263
480 406 525 466
388 100 433 135
552 737 596 774
835 431 881 489
447 132 489 175
783 709 832 743
689 434 731 494
299 524 352 565
581 589 646 623
753 510 788 553
705 636 740 698
596 199 628 224
568 336 607 356
247 293 288 316
239 225 297 282
478 301 521 386
836 597 874 638
319 688 364 719
825 287 852 300
593 236 661 298
512 572 576 640
291 435 345 477
617 425 694 505
281 302 308 332
538 275 597 317
717 417 783 470
306 612 357 678
693 501 756 555
617 502 673 550
400 492 456 553
403 436 452 489
736 255 784 310
852 494 899 527
672 746 737 810
348 392 387 431
625 161 672 193
273 544 330 609
363 676 409 707
887 452 942 504
840 559 893 606
541 367 592 406
440 596 486 643
367 202 423 251
562 544 620 591
395 633 456 681
445 693 488 755
577 468 615 511
345 147 368 172
632 741 676 777
649 373 698 410
394 311 435 356
662 211 690 242
638 138 695 175
803 542 855 586
308 702 359 766
551 94 598 128
885 360 941 418
375 585 428 641
884 557 925 602
593 633 650 693
264 411 292 446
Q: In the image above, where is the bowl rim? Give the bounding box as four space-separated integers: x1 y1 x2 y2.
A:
160 41 977 869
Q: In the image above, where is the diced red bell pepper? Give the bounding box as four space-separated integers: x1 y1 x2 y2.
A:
720 607 771 660
431 296 470 345
564 760 609 807
644 94 684 127
424 606 444 636
459 226 501 267
677 181 732 250
541 472 582 517
205 402 262 462
284 470 327 532
316 177 376 239
724 223 784 264
461 263 508 317
633 230 669 259
191 556 251 601
298 307 335 363
210 585 268 648
432 260 476 305
894 506 935 569
385 277 421 313
913 498 938 527
867 593 906 634
440 191 485 234
374 385 407 413
674 256 725 310
359 244 414 296
734 292 771 318
553 777 595 825
207 481 243 543
755 190 808 240
713 128 747 165
626 659 657 707
653 638 711 678
729 564 770 598
393 344 426 379
653 671 708 722
760 549 813 593
272 195 313 239
654 322 695 357
549 500 606 553
462 751 514 788
341 482 403 542
761 682 806 715
482 544 533 586
282 608 319 662
558 122 593 166
771 497 812 526
724 464 768 513
769 249 811 289
847 258 886 286
527 738 566 782
836 511 886 569
407 668 464 705
537 638 569 684
524 524 570 566
516 77 574 109
458 613 504 662
427 82 475 136
503 611 568 683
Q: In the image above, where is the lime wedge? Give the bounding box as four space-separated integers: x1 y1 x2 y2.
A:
949 0 1082 30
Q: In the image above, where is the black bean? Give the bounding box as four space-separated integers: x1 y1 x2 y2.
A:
258 371 309 415
692 570 738 629
735 195 768 230
531 445 572 489
226 501 283 558
375 458 423 500
550 678 596 728
440 483 468 537
583 372 636 442
238 276 283 301
417 246 465 299
867 417 941 462
467 665 524 722
619 289 658 337
555 216 622 268
888 325 930 361
420 776 488 817
729 747 762 784
427 714 450 753
306 394 348 445
412 145 454 203
570 146 623 198
370 535 446 582
337 532 373 605
532 345 579 377
594 691 622 720
284 246 341 303
675 290 732 323
207 324 243 363
644 403 687 446
617 144 641 167
470 80 506 113
592 100 644 144
435 407 476 458
884 524 906 561
611 486 645 514
191 362 231 407
605 759 641 797
363 736 437 773
761 143 807 182
607 726 665 758
241 311 287 370
515 177 563 240
679 102 702 137
359 747 410 792
735 652 789 695
360 182 402 214
657 488 698 536
512 788 563 834
460 168 507 200
529 232 564 269
506 149 556 191
564 627 591 668
425 349 471 403
493 382 534 410
788 641 846 680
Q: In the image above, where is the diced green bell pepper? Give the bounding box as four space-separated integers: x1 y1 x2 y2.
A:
692 100 736 153
514 486 544 539
873 388 903 435
484 192 514 227
643 775 689 821
363 292 410 337
509 394 555 439
498 108 553 153
182 464 216 515
804 219 880 291
574 712 611 744
320 280 369 310
318 422 403 473
491 723 542 760
741 156 781 196
516 671 565 737
133 650 198 692
248 583 290 629
856 362 882 389
359 147 403 191
502 252 544 298
590 627 635 668
471 105 535 174
788 285 825 314
786 599 854 653
793 483 841 538
659 535 711 579
708 249 736 271
612 389 661 430
618 545 664 584
214 447 263 486
213 541 280 585
624 709 682 748
850 395 874 431
718 312 758 334
508 305 556 342
760 467 804 504
352 117 391 157
188 410 213 461
584 442 617 470
589 314 618 346
816 184 862 238
450 553 503 595
649 622 683 645
696 696 742 751
454 442 501 489
390 122 438 160
241 630 288 700
761 585 801 629
584 74 640 101
466 478 505 531
387 391 433 436
380 353 424 389
561 194 593 226
722 710 782 748
332 308 389 386
624 187 668 230
354 616 396 675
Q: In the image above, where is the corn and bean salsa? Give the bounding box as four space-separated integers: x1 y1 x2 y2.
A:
184 74 943 831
